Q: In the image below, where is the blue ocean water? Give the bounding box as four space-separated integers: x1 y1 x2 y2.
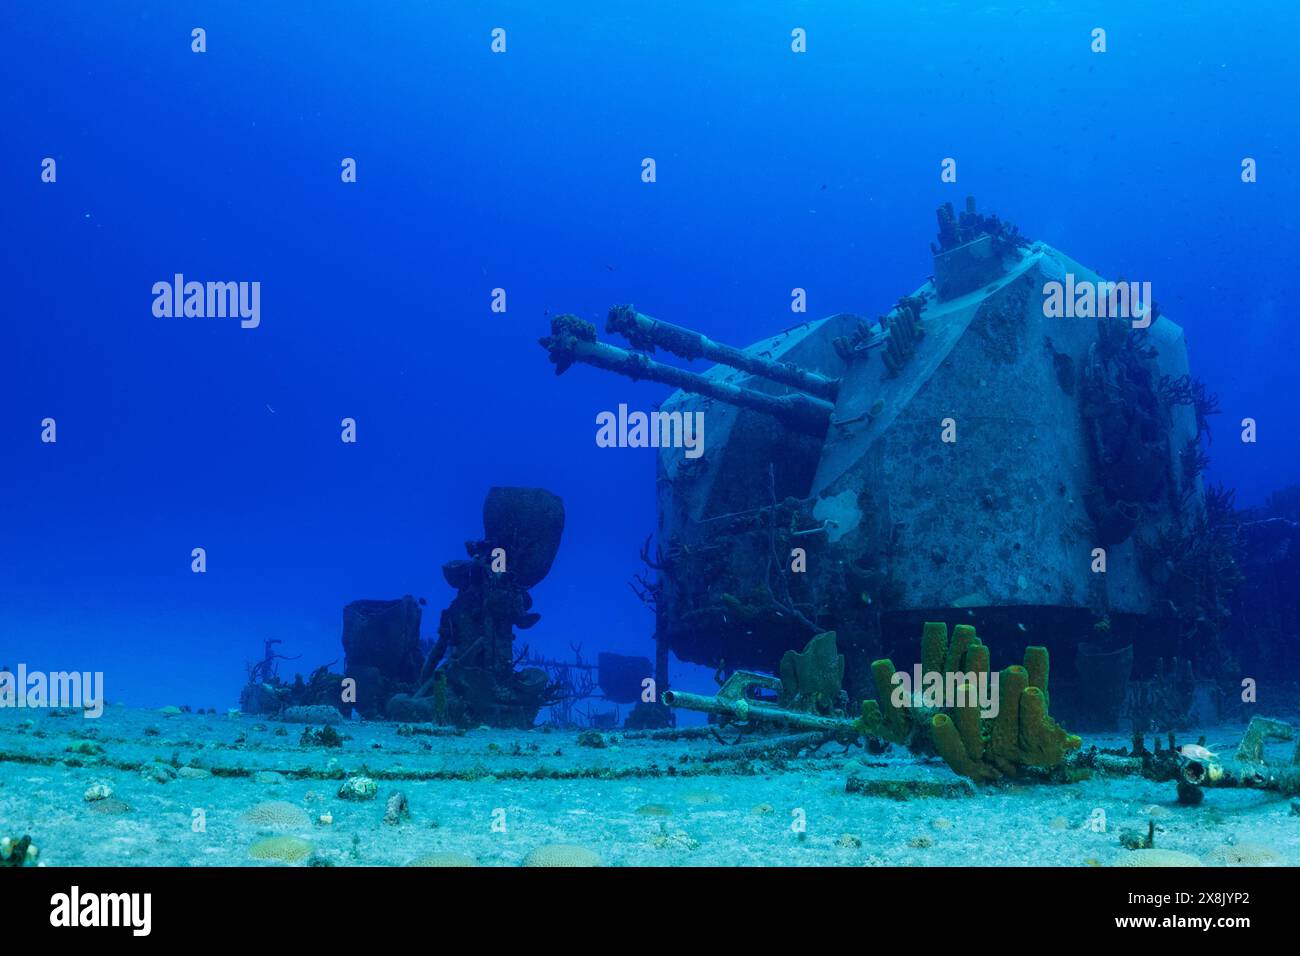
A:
2 2 1297 709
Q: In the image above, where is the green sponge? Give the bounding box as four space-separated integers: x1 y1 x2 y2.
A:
855 622 1081 783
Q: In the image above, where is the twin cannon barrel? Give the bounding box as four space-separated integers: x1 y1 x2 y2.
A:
539 306 840 437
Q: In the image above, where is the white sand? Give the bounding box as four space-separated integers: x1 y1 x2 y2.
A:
1 705 1295 867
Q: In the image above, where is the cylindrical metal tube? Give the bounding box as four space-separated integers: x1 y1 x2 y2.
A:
606 305 841 402
541 315 833 437
661 688 857 734
660 689 741 718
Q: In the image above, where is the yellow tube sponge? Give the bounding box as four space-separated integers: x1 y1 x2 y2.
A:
951 681 985 762
921 622 949 677
945 624 980 673
932 714 999 782
859 658 909 743
1023 645 1050 707
1017 686 1081 766
990 665 1028 764
856 622 1080 785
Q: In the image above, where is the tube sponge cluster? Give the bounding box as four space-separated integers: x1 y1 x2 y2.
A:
857 622 1080 783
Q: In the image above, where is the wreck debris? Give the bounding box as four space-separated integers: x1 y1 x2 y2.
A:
521 645 597 728
397 487 565 729
843 774 974 800
661 670 858 737
1178 715 1300 798
342 597 423 719
661 632 859 739
239 639 344 718
701 731 839 764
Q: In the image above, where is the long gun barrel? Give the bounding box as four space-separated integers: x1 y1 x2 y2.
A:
661 672 859 735
540 315 833 437
605 305 841 402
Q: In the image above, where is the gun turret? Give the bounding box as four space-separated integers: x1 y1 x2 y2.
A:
539 314 833 437
604 305 841 402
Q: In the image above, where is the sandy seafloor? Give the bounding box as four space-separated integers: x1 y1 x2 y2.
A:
1 704 1296 867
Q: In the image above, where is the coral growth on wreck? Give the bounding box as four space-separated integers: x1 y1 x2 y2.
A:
930 196 1030 257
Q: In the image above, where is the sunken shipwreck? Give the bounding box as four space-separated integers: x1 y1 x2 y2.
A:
540 198 1244 734
8 202 1300 872
224 201 1271 745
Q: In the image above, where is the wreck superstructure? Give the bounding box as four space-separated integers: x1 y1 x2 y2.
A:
542 201 1207 709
